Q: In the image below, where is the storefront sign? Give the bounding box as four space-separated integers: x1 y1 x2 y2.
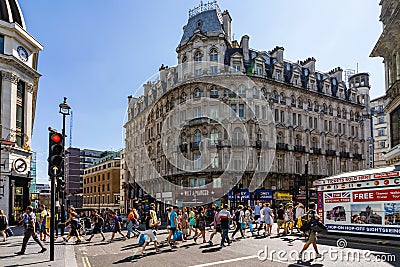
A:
254 189 273 200
275 192 292 200
228 189 250 201
175 188 223 204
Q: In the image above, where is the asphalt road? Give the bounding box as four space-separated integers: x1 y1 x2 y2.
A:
73 228 399 267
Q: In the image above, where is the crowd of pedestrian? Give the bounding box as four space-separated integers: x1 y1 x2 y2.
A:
8 200 321 261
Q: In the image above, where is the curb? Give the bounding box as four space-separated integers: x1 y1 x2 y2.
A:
319 234 400 248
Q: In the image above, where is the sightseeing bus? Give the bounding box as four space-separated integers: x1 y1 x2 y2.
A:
314 166 400 237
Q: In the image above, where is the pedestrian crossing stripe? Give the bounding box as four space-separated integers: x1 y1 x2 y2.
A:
82 256 91 267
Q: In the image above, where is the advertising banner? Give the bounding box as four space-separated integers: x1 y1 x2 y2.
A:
228 189 250 201
321 186 400 237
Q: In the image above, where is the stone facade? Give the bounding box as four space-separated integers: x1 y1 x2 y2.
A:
371 0 400 164
0 0 43 224
125 3 371 206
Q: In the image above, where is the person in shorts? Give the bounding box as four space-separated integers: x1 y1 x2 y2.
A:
39 205 50 242
208 207 221 245
299 202 322 261
109 212 126 242
193 207 207 243
276 204 285 235
87 210 105 242
181 207 189 241
141 212 160 255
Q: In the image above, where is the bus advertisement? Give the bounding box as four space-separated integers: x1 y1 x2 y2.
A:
314 166 400 237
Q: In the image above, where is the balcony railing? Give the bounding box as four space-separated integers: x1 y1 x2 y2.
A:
353 153 363 160
339 151 350 158
326 149 336 156
276 143 288 150
255 140 269 149
310 147 322 154
293 145 306 152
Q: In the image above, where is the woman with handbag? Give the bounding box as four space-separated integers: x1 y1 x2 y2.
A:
299 202 322 261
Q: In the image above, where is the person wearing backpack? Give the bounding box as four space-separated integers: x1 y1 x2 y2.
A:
87 210 105 242
126 207 140 239
231 205 245 239
299 202 322 261
0 209 8 242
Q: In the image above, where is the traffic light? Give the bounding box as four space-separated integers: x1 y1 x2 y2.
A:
48 131 64 177
57 177 65 192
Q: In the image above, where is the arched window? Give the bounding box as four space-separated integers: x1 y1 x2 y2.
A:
350 111 354 121
291 95 296 106
210 48 218 61
210 128 219 144
297 98 303 109
195 51 202 62
194 88 201 97
337 107 341 118
323 103 327 113
279 93 285 103
307 99 312 110
271 90 277 101
342 108 347 119
328 105 333 115
355 112 360 121
314 101 319 111
277 132 284 143
261 88 266 98
194 130 201 144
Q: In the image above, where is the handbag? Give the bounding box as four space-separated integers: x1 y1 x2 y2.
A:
173 230 183 241
5 227 13 237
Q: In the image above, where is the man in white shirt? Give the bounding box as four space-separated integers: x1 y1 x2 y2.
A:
16 206 46 255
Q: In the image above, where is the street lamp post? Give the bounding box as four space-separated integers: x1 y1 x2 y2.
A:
58 97 71 236
98 186 100 212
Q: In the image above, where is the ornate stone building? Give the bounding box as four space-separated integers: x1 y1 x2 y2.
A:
125 2 371 206
0 0 43 223
371 0 400 164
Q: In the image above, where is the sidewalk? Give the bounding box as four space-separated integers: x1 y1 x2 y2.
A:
0 226 78 267
318 232 400 248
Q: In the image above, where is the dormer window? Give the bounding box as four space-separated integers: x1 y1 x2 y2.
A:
210 49 218 62
195 51 202 63
255 64 263 75
276 71 281 80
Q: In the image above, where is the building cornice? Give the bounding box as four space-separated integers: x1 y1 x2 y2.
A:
0 54 41 79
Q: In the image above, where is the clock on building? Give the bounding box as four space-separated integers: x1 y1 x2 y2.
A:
17 46 28 62
13 158 27 173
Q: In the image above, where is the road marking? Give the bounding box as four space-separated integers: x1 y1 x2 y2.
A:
188 255 258 267
82 256 91 267
188 255 304 267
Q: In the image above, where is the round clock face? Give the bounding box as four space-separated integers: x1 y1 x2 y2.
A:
17 46 29 62
14 158 27 173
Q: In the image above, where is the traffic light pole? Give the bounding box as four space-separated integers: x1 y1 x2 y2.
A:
60 111 66 235
50 175 55 261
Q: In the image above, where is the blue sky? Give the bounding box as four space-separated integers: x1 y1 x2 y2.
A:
20 1 384 184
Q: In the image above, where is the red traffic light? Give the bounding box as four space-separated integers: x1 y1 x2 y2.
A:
51 133 62 143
